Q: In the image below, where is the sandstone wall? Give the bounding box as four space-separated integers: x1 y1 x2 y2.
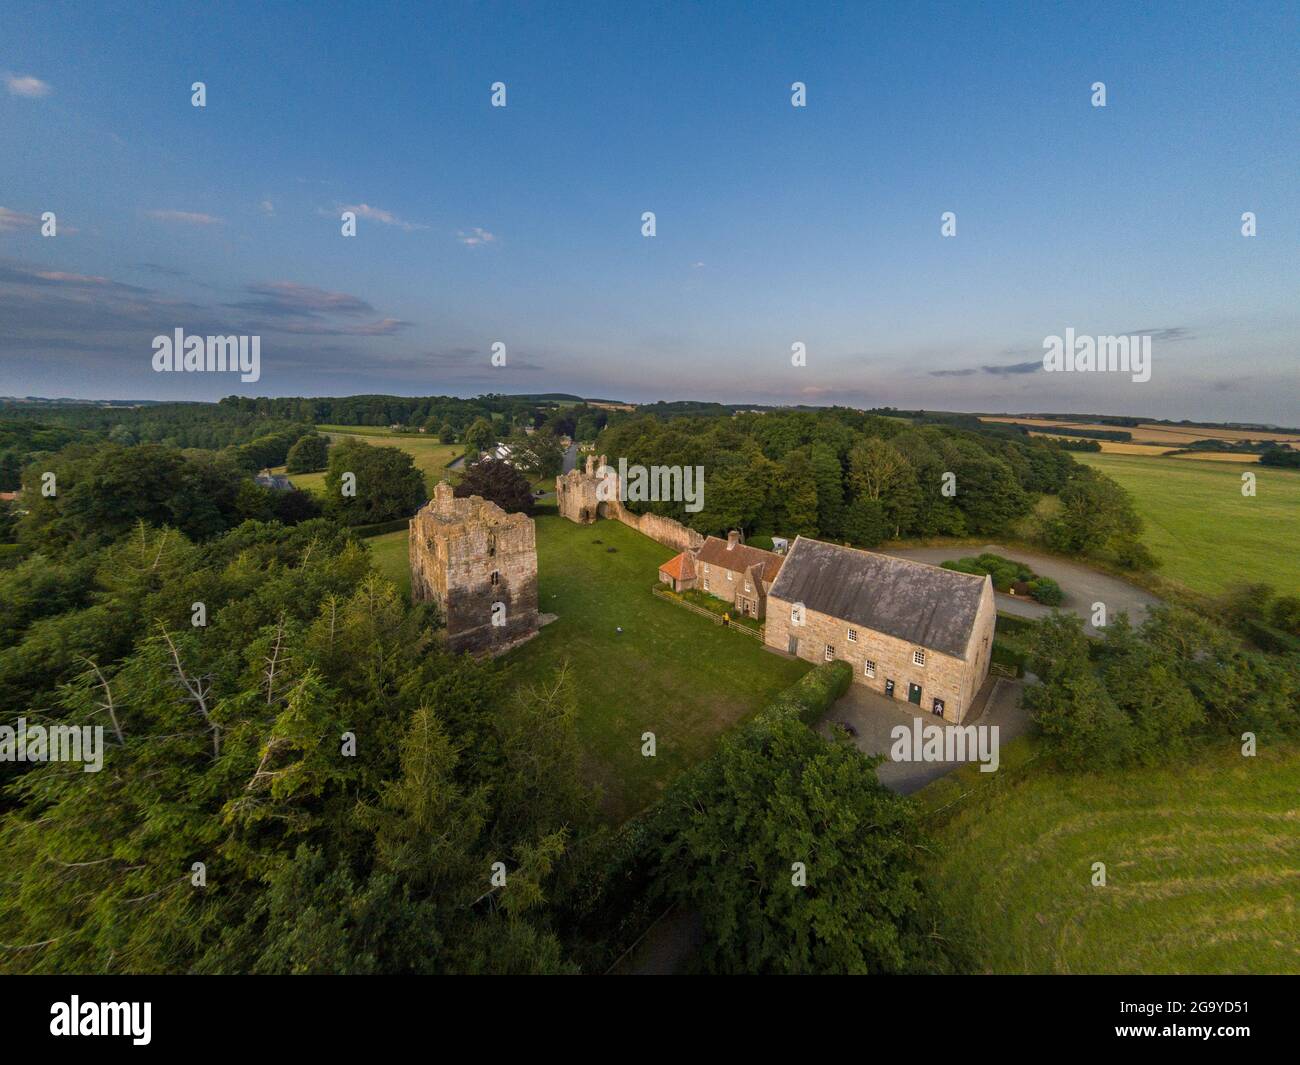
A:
764 586 995 724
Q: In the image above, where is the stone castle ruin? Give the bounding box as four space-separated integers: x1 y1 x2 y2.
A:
409 481 539 656
557 454 704 554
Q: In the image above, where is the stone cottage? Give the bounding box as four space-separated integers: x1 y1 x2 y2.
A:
763 536 996 723
660 531 784 620
409 481 539 656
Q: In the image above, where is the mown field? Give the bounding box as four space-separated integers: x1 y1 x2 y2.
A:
367 528 411 598
1075 452 1300 595
271 427 463 498
922 740 1300 974
498 515 809 822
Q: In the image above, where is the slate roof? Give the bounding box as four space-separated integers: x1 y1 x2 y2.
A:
767 536 988 659
659 552 695 581
695 536 783 583
255 470 295 491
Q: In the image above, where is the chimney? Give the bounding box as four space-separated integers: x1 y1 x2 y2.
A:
434 481 454 514
727 530 740 549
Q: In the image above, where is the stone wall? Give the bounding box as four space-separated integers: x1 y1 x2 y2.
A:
764 579 995 724
557 455 704 553
410 483 540 656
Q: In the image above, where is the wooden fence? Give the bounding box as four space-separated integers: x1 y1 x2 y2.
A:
652 587 765 640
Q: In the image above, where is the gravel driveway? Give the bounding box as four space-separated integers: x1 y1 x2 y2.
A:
881 543 1162 635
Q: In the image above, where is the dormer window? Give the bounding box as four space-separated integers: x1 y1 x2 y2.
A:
791 603 804 625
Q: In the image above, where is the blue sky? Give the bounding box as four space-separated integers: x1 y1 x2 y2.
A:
1 0 1296 422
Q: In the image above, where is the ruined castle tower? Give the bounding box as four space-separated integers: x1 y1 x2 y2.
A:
409 481 539 656
556 453 610 524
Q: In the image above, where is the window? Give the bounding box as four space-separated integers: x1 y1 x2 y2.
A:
824 644 835 661
487 532 496 558
847 627 858 643
864 659 876 678
490 570 499 586
727 571 734 582
791 603 804 625
913 649 926 667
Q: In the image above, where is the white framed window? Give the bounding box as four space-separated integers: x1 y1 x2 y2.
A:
847 627 858 643
913 648 926 667
864 659 876 678
791 603 804 625
703 575 710 590
727 571 734 581
824 644 835 661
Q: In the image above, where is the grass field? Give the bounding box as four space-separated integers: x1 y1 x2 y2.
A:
499 515 809 822
1075 452 1300 595
922 740 1300 974
366 528 411 598
316 426 463 494
267 429 462 499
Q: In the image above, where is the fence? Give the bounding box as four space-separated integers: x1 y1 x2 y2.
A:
652 587 765 640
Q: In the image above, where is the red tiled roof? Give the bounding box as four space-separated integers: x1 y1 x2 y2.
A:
659 552 695 581
695 536 783 583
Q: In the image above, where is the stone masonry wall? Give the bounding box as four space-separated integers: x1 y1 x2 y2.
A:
764 580 995 724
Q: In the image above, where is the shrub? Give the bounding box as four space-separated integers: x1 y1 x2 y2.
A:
759 661 852 726
1028 576 1063 606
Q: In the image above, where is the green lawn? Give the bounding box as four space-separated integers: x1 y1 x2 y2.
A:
367 528 411 598
1076 452 1300 595
500 515 809 822
922 740 1300 974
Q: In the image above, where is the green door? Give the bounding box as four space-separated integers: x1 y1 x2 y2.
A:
908 683 922 705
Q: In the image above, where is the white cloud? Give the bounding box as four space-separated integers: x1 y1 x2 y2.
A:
457 226 497 247
5 73 52 98
259 199 275 216
337 203 427 231
0 207 39 231
145 209 223 226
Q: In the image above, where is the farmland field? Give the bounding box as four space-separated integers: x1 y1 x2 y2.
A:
984 416 1300 446
267 428 462 499
1075 452 1300 595
922 740 1300 974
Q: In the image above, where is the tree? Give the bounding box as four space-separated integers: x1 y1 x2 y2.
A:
660 712 938 974
464 417 496 452
323 440 426 526
1044 467 1141 555
453 458 534 515
776 450 819 537
285 433 329 473
438 422 456 444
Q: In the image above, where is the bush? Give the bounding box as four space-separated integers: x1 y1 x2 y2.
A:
1027 576 1063 606
759 661 852 726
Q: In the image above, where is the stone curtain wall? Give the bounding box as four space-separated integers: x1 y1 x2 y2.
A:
612 503 704 554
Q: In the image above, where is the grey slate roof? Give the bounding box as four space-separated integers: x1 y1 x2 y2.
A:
767 536 988 659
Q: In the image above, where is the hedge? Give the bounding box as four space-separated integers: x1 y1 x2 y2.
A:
351 517 411 538
991 640 1028 678
758 660 853 726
